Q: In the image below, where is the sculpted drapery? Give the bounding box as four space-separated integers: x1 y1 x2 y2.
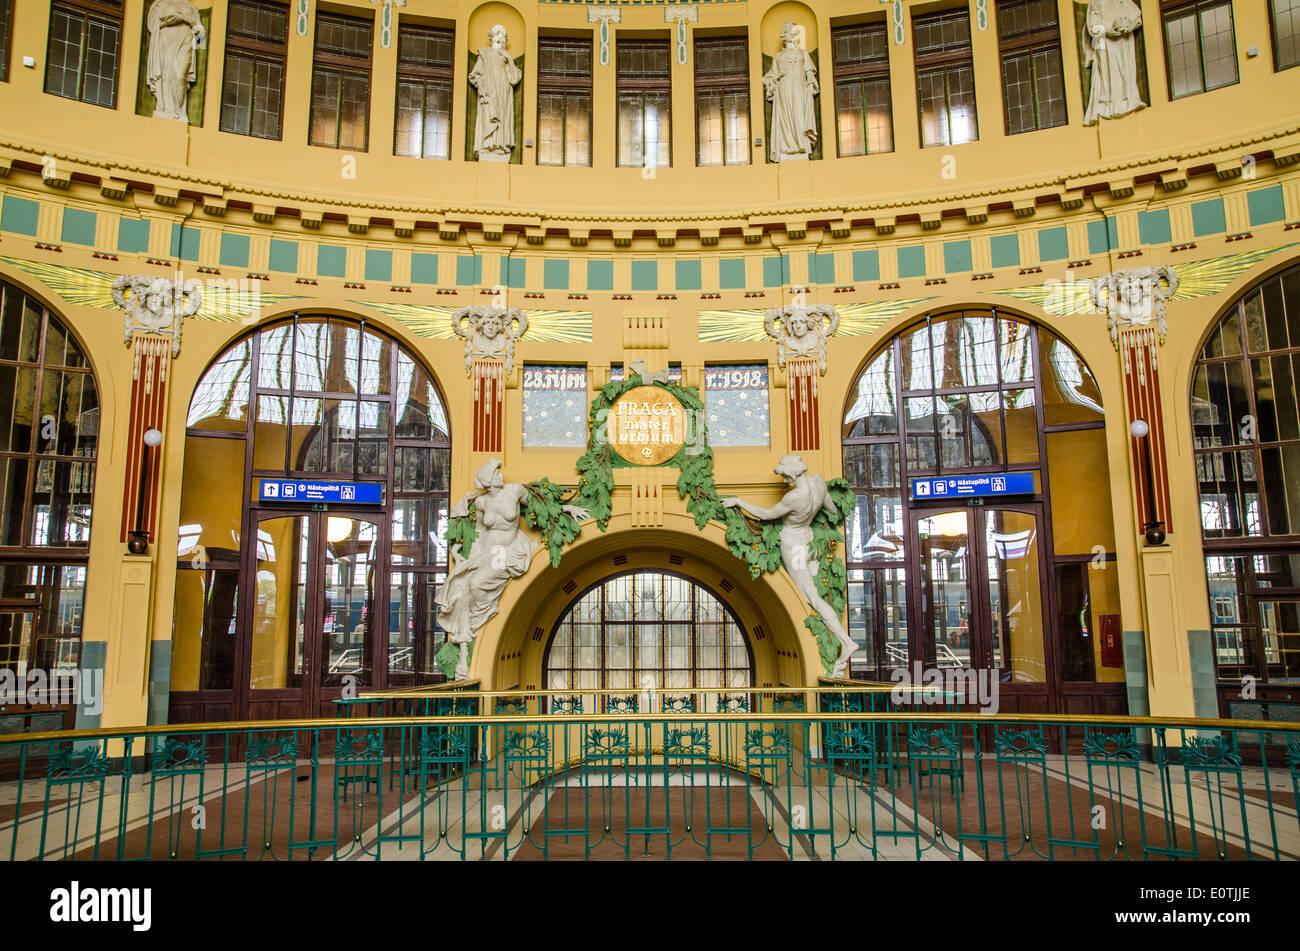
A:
469 25 522 161
763 21 819 162
147 0 204 122
1082 0 1146 125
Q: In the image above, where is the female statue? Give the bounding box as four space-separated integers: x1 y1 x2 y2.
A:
468 25 522 161
1082 0 1146 124
763 20 819 162
147 0 205 122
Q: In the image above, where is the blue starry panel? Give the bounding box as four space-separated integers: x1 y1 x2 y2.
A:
705 364 769 447
522 364 589 447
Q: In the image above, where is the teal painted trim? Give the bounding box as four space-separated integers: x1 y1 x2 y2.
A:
808 252 834 284
1247 185 1286 227
1187 629 1219 718
543 258 569 290
118 218 150 254
0 195 39 236
61 208 96 247
456 254 482 286
719 258 746 289
73 641 107 732
317 244 347 278
942 239 972 273
411 252 439 284
1138 209 1172 246
1037 227 1068 262
1192 198 1227 237
762 255 789 288
219 232 251 269
365 248 393 282
1122 629 1150 718
1086 219 1110 255
676 258 702 291
147 641 172 727
631 259 657 291
851 249 879 282
897 245 925 279
268 238 298 273
170 224 200 262
587 259 613 291
990 234 1020 268
501 256 525 289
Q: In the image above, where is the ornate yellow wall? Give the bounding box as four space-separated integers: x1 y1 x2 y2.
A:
1 0 1297 727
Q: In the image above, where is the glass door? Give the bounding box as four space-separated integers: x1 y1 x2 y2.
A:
242 511 380 719
910 504 1054 707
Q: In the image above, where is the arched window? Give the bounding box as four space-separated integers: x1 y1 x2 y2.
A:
842 309 1121 714
543 571 753 708
0 278 99 677
171 315 450 721
1193 262 1300 693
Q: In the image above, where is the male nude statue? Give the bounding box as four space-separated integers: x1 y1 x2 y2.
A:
723 454 858 676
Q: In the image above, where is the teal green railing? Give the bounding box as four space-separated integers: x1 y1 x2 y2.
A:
1 685 1297 862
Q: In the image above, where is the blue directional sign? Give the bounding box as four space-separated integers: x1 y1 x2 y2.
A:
910 471 1035 501
259 479 383 505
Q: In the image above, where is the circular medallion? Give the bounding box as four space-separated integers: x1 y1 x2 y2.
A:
607 386 687 465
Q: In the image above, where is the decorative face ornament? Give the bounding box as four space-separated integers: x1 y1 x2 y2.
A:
765 303 839 374
451 306 529 374
1090 265 1178 347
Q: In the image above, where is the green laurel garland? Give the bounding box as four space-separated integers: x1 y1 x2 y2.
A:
442 371 855 674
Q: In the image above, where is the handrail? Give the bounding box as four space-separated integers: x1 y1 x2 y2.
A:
3 709 1299 745
356 684 938 700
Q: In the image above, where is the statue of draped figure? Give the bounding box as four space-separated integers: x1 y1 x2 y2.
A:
147 0 204 122
1082 0 1146 125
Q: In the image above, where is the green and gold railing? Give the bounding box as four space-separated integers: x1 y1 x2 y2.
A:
1 690 1297 862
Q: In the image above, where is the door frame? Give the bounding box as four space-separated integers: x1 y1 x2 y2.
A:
235 505 388 721
907 499 1060 712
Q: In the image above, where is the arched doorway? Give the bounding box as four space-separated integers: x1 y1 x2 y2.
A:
542 569 754 711
842 307 1125 715
1191 260 1300 720
0 277 99 723
169 314 451 722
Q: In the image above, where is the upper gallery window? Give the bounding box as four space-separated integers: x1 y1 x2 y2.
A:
0 0 14 83
309 11 372 150
695 35 750 166
394 22 455 159
913 7 978 148
1273 0 1300 70
1163 0 1238 99
617 37 671 168
831 20 893 157
996 0 1067 134
44 0 123 108
220 0 289 140
537 36 593 167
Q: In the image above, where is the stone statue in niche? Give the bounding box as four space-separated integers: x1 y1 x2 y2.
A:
451 305 528 374
437 459 588 680
1090 265 1179 346
146 0 205 122
469 25 522 162
111 274 203 357
1081 0 1146 125
765 303 839 373
763 20 819 162
722 454 858 677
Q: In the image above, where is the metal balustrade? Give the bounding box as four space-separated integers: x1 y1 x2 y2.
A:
1 684 1297 862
